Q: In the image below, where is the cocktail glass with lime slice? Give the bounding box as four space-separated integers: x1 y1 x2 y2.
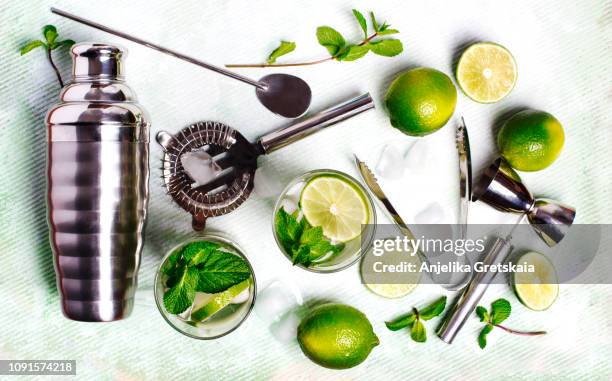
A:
272 169 376 273
154 235 256 339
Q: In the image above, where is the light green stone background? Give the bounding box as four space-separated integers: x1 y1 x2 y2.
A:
1 0 611 379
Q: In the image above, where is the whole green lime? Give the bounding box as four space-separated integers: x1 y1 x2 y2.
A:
497 110 564 171
297 303 379 369
384 67 457 136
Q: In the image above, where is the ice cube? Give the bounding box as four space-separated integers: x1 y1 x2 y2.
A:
415 202 445 224
180 149 222 187
231 287 251 304
270 311 300 343
254 279 302 323
375 144 405 179
253 167 283 198
404 140 430 172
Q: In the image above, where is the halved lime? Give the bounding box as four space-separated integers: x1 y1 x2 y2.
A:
191 280 251 321
456 42 517 103
361 241 421 298
512 252 559 311
300 175 369 242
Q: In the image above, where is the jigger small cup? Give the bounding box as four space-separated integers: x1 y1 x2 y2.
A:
472 157 575 246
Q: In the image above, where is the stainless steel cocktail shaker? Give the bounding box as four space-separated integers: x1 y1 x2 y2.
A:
46 43 150 322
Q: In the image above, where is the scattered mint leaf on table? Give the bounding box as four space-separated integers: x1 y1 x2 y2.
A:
20 24 75 87
352 9 368 38
475 306 489 322
369 11 379 32
316 26 346 55
267 41 296 64
475 298 546 349
385 296 447 343
410 319 427 342
368 39 403 57
161 241 251 315
225 9 403 68
419 296 448 320
490 298 512 324
274 206 343 267
478 324 494 349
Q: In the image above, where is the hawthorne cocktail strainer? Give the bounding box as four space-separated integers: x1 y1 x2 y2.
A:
157 93 374 230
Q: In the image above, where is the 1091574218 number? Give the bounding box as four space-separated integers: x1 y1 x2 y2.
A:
0 360 76 375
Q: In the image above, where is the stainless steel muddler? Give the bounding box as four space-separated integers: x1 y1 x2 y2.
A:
46 43 150 322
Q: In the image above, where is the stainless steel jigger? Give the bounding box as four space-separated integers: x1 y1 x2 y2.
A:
437 157 575 343
47 43 150 322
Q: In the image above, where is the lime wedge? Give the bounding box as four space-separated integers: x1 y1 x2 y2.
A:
300 175 368 242
456 42 517 103
191 280 251 322
513 252 559 311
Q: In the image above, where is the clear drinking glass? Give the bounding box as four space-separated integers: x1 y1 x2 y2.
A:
154 235 256 339
272 169 376 273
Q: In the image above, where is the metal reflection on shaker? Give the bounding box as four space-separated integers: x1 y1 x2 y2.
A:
46 43 150 322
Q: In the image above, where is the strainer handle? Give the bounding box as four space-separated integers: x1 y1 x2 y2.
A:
258 93 374 153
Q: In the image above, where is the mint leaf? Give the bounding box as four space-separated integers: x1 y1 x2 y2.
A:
182 241 221 265
369 12 379 32
163 266 198 314
419 296 447 320
410 319 427 343
300 225 324 245
309 240 343 261
385 312 416 331
352 9 368 38
194 251 251 293
490 298 512 325
43 25 58 46
267 41 296 64
292 245 311 266
53 39 75 50
161 251 182 275
20 40 45 55
476 306 489 322
316 26 345 56
378 29 399 36
275 207 303 254
478 324 494 349
368 39 403 57
337 45 369 61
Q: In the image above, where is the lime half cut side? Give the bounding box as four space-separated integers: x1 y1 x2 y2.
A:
456 42 517 103
513 252 559 311
300 175 369 242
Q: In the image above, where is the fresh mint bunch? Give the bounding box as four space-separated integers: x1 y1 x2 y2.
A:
227 9 403 68
20 25 75 87
275 207 344 267
385 296 447 343
476 298 547 349
161 241 251 314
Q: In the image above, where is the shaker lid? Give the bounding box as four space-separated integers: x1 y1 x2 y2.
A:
71 42 126 79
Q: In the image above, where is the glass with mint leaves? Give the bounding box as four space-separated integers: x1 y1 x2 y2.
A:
272 169 376 273
154 235 256 339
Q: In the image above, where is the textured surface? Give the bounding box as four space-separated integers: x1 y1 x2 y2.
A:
1 0 611 379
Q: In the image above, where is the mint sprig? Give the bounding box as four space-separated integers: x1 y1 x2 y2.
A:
20 25 75 87
385 296 447 343
161 241 251 314
476 298 547 349
226 9 403 68
275 207 344 267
